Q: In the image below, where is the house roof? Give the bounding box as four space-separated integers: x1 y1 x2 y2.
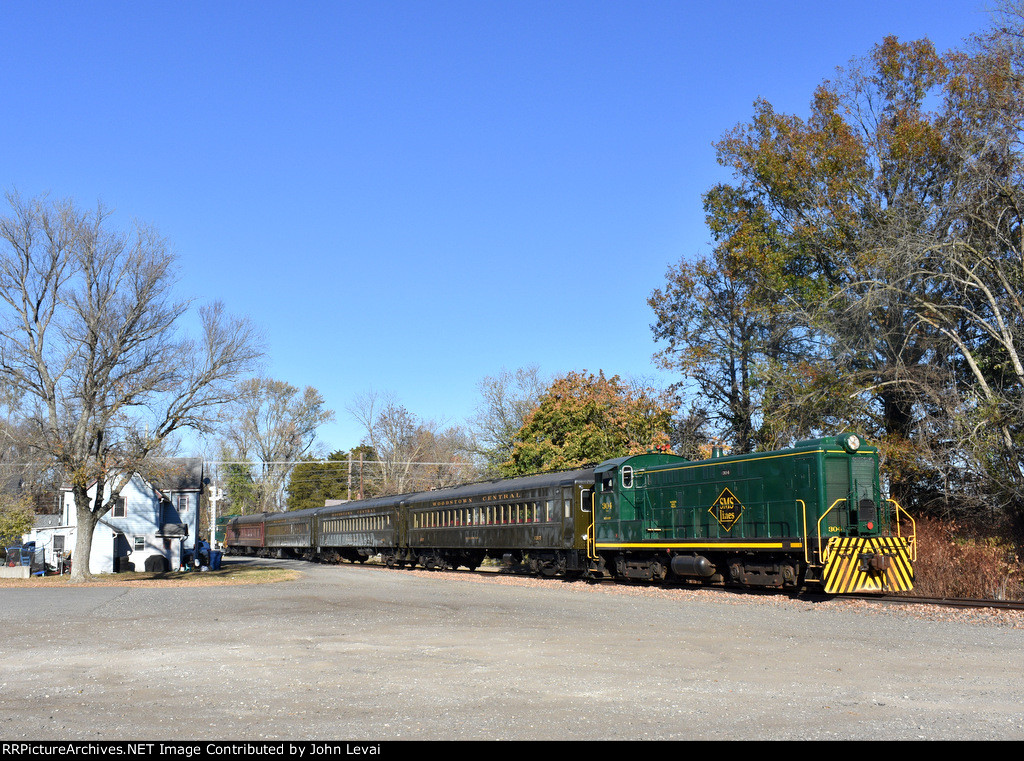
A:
139 458 205 492
61 457 205 494
33 514 61 529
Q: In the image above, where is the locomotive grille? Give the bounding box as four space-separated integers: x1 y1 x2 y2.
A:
825 460 849 530
851 457 877 524
858 498 877 523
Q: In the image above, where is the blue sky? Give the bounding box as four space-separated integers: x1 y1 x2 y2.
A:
0 0 993 453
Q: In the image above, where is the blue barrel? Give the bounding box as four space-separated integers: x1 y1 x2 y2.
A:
210 550 223 570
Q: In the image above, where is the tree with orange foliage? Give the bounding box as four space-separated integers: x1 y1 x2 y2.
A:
501 371 673 476
653 15 1024 517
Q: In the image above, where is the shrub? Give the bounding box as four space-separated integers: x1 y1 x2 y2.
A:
909 517 1023 600
0 493 34 555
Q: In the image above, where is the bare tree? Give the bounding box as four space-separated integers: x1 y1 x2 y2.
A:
468 365 546 475
411 424 477 490
348 390 476 495
0 191 262 580
0 413 63 512
220 377 334 511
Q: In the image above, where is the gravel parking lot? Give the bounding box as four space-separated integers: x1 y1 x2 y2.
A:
2 557 1023 741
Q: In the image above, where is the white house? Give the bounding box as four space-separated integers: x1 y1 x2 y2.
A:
28 458 204 574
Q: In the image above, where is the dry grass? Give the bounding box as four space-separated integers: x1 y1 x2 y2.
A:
0 565 301 588
910 517 1024 600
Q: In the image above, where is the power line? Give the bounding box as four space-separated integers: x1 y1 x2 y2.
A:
207 459 475 467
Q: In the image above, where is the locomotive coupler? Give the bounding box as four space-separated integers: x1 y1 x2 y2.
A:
859 552 892 573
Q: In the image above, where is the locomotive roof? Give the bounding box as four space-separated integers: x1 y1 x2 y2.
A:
591 435 876 477
594 451 689 476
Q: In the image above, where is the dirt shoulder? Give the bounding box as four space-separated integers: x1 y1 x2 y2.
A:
0 564 300 588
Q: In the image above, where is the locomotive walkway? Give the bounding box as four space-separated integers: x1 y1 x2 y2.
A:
2 557 1023 741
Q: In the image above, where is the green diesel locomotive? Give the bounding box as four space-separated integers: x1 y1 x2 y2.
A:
588 433 914 593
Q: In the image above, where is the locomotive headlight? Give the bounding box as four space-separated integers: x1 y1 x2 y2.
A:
840 433 861 452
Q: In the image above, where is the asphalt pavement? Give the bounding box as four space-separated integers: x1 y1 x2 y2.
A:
2 557 1023 741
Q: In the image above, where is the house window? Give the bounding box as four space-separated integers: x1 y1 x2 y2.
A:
177 495 188 512
133 536 145 551
112 497 127 518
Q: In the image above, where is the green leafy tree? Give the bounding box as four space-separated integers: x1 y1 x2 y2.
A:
650 223 796 454
653 36 963 505
0 491 33 554
220 446 258 515
285 447 380 511
502 371 673 476
708 37 953 467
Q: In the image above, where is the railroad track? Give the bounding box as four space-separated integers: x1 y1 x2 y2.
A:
246 555 1024 612
421 563 1024 611
839 592 1024 611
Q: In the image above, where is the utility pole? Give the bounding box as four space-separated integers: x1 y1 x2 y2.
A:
209 485 223 548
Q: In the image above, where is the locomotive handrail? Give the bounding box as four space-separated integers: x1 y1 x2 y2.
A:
887 498 917 561
585 487 597 561
796 500 809 564
817 499 847 564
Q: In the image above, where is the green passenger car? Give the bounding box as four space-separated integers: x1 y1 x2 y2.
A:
589 434 915 593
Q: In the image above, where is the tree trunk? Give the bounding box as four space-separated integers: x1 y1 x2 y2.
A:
69 501 100 583
882 389 918 507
